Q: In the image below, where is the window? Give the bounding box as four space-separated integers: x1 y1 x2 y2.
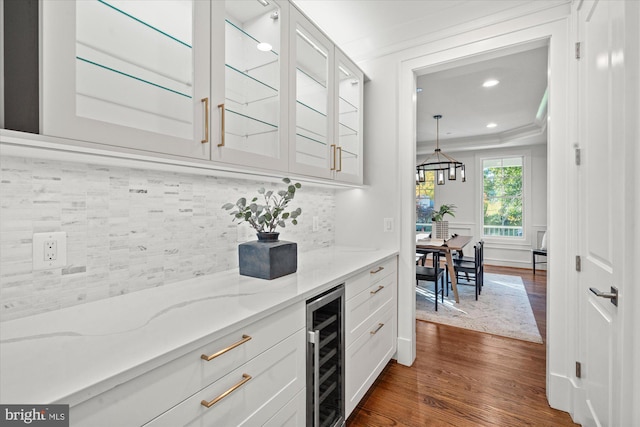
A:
483 157 523 237
416 171 435 232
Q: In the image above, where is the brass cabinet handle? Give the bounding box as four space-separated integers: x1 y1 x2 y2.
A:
201 335 251 362
201 98 209 144
370 323 384 335
200 374 252 408
336 146 342 172
217 103 225 147
330 144 336 170
370 285 384 295
370 266 384 274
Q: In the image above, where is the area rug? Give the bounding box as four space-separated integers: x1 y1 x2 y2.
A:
416 273 543 343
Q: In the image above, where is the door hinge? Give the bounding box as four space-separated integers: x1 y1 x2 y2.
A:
576 361 582 378
575 42 581 60
575 147 581 165
576 255 582 272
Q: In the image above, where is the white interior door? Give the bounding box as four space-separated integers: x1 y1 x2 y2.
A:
577 1 627 425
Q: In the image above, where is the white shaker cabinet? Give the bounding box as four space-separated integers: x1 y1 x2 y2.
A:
41 0 211 159
345 257 398 417
210 0 291 172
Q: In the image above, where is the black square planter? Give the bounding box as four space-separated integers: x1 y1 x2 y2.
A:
238 240 297 280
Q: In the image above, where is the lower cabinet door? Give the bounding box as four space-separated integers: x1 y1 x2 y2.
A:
345 306 396 417
263 388 306 427
144 329 305 427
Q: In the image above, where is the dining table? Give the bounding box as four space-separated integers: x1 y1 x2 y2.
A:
416 234 473 304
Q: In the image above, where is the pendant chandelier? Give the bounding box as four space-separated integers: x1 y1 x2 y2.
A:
416 115 466 185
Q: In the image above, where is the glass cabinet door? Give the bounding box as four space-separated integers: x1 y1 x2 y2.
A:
42 0 210 159
335 50 363 184
289 9 334 179
211 0 289 171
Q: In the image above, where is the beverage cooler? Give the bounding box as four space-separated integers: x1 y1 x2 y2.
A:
306 285 345 427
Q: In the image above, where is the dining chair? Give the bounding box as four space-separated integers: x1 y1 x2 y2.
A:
532 231 547 275
446 243 482 300
416 250 445 311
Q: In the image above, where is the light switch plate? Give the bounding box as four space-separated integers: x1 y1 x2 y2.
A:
33 232 67 270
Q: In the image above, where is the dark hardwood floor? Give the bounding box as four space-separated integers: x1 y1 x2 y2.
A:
347 265 578 426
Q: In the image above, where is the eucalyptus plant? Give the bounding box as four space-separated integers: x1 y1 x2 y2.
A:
222 178 302 233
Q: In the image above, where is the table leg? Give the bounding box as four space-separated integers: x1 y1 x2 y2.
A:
445 250 460 303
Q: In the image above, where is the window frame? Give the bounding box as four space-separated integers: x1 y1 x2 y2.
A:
477 151 531 243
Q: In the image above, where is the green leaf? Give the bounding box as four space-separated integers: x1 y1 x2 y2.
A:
292 219 298 225
251 197 258 202
222 203 234 210
295 183 301 189
244 211 252 220
282 212 290 219
277 220 286 228
236 197 246 207
277 190 287 197
249 203 258 212
282 178 291 184
288 185 296 194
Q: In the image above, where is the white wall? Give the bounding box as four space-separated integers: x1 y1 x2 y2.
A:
332 1 576 418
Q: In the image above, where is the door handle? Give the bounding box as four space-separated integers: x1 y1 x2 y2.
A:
589 286 618 306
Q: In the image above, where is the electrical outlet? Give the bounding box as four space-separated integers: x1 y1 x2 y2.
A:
33 232 67 270
384 218 394 232
44 240 57 261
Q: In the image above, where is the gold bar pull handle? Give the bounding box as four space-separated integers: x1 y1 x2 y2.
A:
336 146 342 172
370 323 384 335
330 144 336 170
201 97 209 144
217 103 225 147
200 374 252 408
370 285 384 295
201 334 251 362
370 266 384 274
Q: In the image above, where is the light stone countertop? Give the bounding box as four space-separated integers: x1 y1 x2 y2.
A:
0 246 397 406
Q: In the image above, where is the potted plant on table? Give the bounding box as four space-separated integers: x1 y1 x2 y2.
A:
222 178 302 280
431 204 456 239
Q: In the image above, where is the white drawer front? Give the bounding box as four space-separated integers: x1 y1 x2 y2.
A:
345 274 395 347
345 257 397 300
70 303 304 427
145 328 306 427
345 306 396 417
263 389 306 427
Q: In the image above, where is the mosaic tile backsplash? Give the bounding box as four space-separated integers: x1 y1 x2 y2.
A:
0 156 336 322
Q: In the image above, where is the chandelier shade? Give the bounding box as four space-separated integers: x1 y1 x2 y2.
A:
416 115 466 185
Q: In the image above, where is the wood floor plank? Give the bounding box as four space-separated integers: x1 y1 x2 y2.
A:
347 266 577 426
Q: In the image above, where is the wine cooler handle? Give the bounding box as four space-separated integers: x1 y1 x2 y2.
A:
308 329 320 427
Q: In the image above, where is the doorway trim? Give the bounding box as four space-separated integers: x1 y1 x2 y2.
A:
395 7 576 414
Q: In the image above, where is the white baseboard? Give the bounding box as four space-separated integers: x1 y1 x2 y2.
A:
396 336 415 366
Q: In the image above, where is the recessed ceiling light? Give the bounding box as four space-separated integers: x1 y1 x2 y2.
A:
257 42 272 52
482 79 500 88
486 123 497 128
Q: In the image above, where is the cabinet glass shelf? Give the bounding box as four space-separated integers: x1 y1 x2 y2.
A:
223 2 281 158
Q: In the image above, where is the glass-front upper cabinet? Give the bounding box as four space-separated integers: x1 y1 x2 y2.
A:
335 49 363 184
288 8 334 179
210 0 290 171
41 0 210 159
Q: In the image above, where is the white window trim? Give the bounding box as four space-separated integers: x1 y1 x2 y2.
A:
476 149 532 247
